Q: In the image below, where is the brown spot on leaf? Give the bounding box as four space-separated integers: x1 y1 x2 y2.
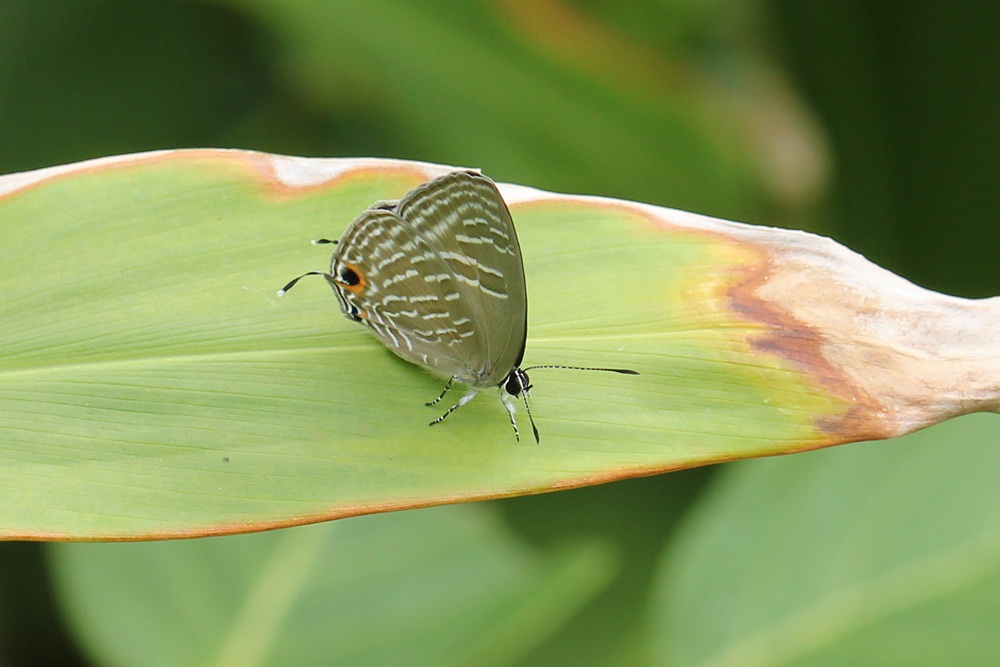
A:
728 251 894 443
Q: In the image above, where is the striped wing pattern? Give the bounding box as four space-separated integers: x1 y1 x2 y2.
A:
326 172 527 389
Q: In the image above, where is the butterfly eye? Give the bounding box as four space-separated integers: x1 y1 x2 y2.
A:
504 370 529 396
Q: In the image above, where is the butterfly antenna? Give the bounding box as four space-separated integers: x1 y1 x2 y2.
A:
277 271 326 296
522 364 639 375
311 238 338 245
521 391 540 444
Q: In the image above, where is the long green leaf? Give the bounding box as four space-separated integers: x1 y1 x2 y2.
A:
1 150 995 539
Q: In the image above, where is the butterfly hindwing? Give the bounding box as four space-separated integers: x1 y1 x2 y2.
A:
327 204 494 384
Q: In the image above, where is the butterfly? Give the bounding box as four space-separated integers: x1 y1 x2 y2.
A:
280 171 637 442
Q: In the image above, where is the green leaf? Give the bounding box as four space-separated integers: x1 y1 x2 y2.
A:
649 413 1000 667
51 504 615 667
1 150 995 539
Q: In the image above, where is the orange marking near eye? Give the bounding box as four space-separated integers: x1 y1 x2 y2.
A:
337 262 366 294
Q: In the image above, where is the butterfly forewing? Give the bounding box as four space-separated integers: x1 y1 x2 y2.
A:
394 172 527 387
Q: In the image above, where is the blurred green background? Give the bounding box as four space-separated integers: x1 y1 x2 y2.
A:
0 1 997 665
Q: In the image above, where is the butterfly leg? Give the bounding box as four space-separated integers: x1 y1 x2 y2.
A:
499 390 522 442
426 377 455 407
500 387 540 444
429 389 478 426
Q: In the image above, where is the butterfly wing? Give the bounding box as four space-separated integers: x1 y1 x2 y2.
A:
395 172 527 387
327 172 527 388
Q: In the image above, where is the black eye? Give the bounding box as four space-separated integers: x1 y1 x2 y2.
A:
504 370 529 395
339 267 361 286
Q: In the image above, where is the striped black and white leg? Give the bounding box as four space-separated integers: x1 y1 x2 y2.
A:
429 389 478 426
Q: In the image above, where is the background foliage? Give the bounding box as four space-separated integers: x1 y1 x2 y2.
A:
0 1 996 665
